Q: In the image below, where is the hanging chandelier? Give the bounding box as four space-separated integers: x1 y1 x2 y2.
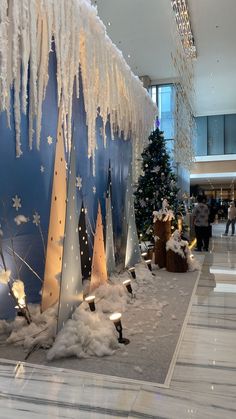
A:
171 0 197 58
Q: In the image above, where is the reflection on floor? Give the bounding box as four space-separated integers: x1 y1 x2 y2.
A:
0 223 236 418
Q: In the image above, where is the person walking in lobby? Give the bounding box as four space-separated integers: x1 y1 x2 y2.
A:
223 201 236 236
192 195 210 251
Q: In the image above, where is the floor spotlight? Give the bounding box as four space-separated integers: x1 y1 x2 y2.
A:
85 295 96 311
122 279 133 295
109 312 130 345
145 259 152 271
128 267 136 279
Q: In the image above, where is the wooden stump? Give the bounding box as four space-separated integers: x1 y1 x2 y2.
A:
166 248 188 273
154 219 171 268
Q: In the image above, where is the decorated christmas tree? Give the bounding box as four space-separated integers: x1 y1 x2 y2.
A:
134 127 179 241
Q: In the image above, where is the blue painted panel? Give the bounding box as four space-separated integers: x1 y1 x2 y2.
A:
0 52 132 320
0 50 58 319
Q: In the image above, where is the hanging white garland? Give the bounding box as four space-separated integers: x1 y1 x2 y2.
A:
0 0 157 168
170 9 196 170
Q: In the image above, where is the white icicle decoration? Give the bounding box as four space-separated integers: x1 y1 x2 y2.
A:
0 0 157 166
0 0 9 113
20 0 30 115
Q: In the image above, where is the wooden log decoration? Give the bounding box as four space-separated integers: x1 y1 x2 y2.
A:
166 230 188 273
154 217 171 268
166 247 188 273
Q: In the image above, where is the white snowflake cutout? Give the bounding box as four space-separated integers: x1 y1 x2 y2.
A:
33 212 41 226
12 195 22 211
76 176 82 190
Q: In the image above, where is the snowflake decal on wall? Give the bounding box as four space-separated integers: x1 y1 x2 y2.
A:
12 195 22 211
76 176 82 190
47 136 53 145
33 212 41 226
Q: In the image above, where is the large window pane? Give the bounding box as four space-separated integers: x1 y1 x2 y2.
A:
195 117 207 156
225 114 236 154
207 115 224 155
158 85 174 140
151 86 157 105
165 139 174 163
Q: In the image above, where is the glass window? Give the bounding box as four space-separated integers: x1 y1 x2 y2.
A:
195 117 207 156
207 115 224 155
165 139 174 163
151 86 157 105
158 85 175 140
225 114 236 154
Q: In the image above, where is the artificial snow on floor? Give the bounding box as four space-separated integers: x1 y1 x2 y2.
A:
0 256 202 384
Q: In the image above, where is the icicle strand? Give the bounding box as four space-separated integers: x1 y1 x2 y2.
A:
0 0 157 169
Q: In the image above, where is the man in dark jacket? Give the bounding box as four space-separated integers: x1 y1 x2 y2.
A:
192 195 210 251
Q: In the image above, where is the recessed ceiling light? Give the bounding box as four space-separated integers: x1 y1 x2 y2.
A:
128 54 131 58
108 22 111 26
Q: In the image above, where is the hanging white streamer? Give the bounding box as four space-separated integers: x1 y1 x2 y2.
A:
0 0 157 169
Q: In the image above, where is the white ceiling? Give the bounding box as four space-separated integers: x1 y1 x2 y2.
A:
94 0 236 116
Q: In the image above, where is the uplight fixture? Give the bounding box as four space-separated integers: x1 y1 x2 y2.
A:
122 279 133 295
85 295 96 311
109 312 130 345
145 259 152 271
128 267 136 279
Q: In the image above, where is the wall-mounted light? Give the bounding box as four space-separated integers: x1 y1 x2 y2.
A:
85 295 96 311
122 279 133 295
109 312 130 345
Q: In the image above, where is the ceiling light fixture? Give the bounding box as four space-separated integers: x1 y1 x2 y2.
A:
171 0 197 58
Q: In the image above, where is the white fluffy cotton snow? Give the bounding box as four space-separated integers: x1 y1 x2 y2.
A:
47 306 119 361
0 304 57 351
0 255 200 362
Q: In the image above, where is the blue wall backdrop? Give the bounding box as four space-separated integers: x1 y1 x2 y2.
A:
0 49 132 319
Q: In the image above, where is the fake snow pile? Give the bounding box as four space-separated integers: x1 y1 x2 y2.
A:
0 254 200 360
0 305 57 350
47 307 119 360
153 199 175 223
0 278 131 358
47 280 130 361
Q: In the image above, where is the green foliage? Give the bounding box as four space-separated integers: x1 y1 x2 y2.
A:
134 127 179 240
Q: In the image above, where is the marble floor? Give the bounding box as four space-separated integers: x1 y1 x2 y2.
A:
0 223 236 418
